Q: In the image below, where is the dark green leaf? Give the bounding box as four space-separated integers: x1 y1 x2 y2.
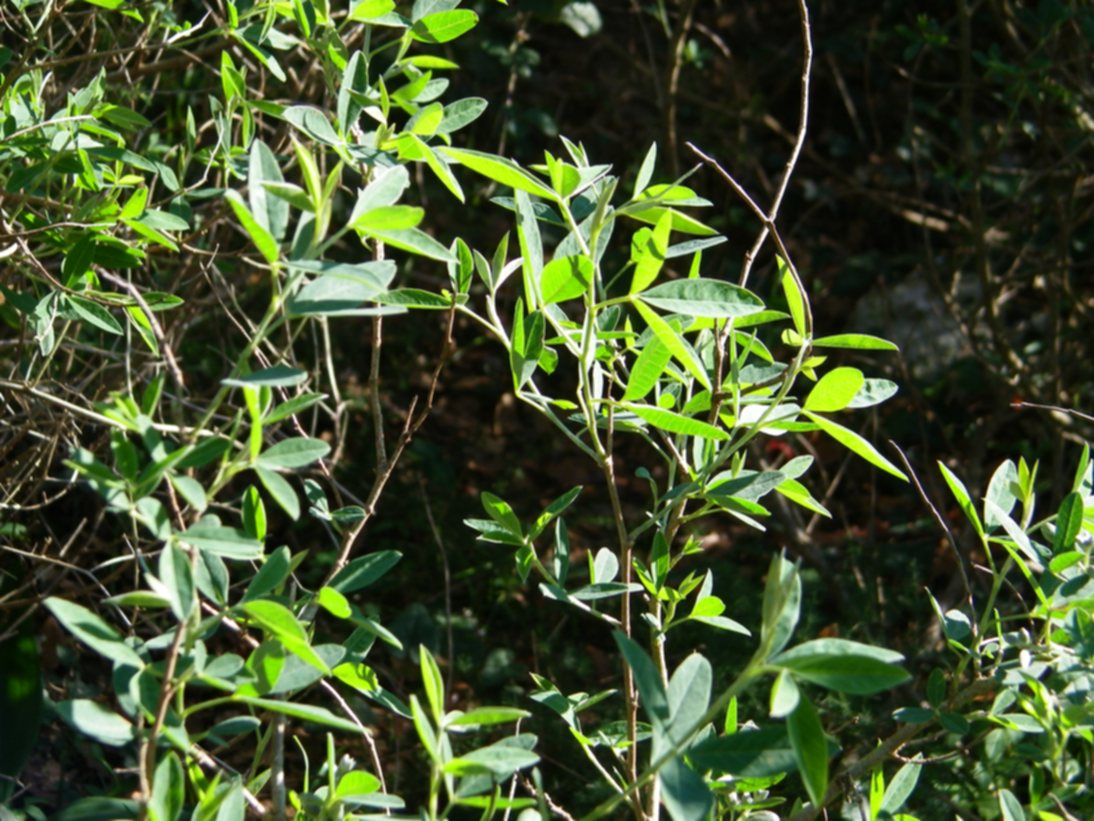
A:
330 551 402 594
614 632 669 726
66 295 123 335
659 756 713 821
44 598 143 668
1054 491 1083 553
787 696 828 808
232 696 363 734
688 727 796 777
770 639 909 694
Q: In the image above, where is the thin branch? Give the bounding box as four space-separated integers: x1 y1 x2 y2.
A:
890 441 973 607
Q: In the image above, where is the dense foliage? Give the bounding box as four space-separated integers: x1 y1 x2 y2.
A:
1 1 1092 820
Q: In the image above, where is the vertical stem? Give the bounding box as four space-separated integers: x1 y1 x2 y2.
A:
601 403 640 806
271 714 287 821
664 0 699 176
370 242 388 474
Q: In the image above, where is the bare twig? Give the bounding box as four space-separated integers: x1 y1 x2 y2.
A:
890 441 973 607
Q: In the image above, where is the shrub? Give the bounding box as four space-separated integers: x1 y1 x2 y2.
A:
1 2 1091 820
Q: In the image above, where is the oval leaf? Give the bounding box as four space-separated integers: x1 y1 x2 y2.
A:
639 278 764 318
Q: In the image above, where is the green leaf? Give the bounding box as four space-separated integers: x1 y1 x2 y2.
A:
249 140 289 243
353 205 424 232
409 9 479 44
257 437 330 469
938 462 984 539
812 333 898 351
375 288 451 309
630 211 671 295
420 645 445 725
529 485 582 539
97 105 152 131
442 740 539 778
255 466 301 520
760 554 800 657
56 700 134 747
66 295 123 335
541 255 592 304
348 0 396 21
283 105 342 146
222 365 307 388
330 551 402 593
168 474 206 513
440 147 557 200
334 770 381 801
437 97 488 135
1054 491 1084 553
232 696 363 734
482 491 523 536
614 632 669 726
983 459 1019 530
632 299 710 390
240 600 330 673
623 402 729 441
402 133 464 202
514 191 544 304
622 334 672 402
787 695 828 808
43 597 143 668
625 206 717 236
803 367 865 413
148 752 183 821
634 143 657 196
847 379 898 409
639 278 764 318
659 756 713 821
406 102 444 136
770 639 909 694
779 256 806 336
410 695 439 762
265 392 326 424
225 191 279 264
998 788 1026 821
805 412 907 480
666 653 712 744
158 542 194 621
179 520 264 560
769 669 800 718
447 706 531 729
881 760 922 815
362 226 456 262
243 546 292 601
688 727 796 778
240 600 306 643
